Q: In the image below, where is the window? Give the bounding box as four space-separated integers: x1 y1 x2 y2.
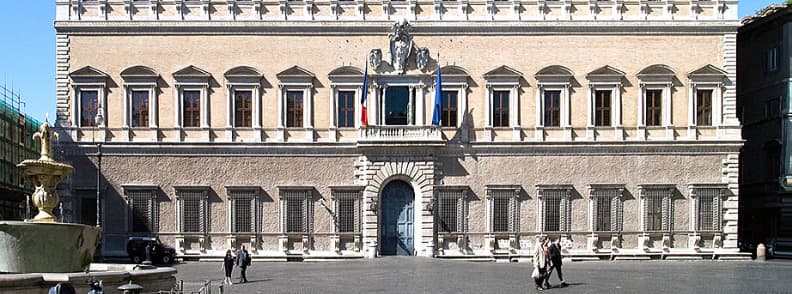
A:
440 90 458 127
332 188 362 233
176 187 208 234
594 90 611 127
695 90 712 126
767 47 779 72
337 91 355 128
286 91 304 128
486 185 520 233
124 186 158 233
234 90 253 128
639 185 673 232
228 188 257 233
80 90 99 127
544 190 561 231
696 189 718 231
492 90 509 127
279 187 314 234
182 90 201 128
436 187 468 233
544 90 561 127
589 185 625 232
131 90 150 128
538 185 573 233
645 89 663 126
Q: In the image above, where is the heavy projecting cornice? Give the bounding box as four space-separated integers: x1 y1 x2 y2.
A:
54 20 738 35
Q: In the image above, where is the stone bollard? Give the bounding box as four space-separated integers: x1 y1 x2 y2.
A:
757 243 766 261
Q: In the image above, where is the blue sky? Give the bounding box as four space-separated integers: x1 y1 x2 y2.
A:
0 1 784 122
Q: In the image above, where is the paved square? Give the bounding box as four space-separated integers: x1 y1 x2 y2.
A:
172 258 792 293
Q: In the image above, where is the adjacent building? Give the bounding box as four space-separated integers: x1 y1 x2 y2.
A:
0 85 41 221
738 4 792 244
55 0 744 260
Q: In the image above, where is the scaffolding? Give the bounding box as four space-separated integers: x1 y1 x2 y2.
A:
0 82 41 221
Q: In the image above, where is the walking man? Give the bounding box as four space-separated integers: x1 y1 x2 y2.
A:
545 238 567 288
236 246 250 283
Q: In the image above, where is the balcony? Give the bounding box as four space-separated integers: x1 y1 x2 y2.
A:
357 125 445 147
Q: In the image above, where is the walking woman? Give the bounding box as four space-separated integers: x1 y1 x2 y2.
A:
223 250 235 285
532 237 549 291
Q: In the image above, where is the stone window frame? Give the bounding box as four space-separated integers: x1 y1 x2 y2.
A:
434 185 470 234
69 66 108 132
636 64 676 139
226 186 260 234
536 184 573 233
276 66 316 142
435 66 471 130
121 66 160 141
535 65 575 141
688 183 726 232
330 186 364 234
585 65 625 140
172 65 212 141
122 184 159 234
278 186 315 234
328 66 365 140
587 184 625 233
224 66 264 142
637 184 675 233
687 64 727 137
485 184 521 234
174 186 210 235
483 65 522 142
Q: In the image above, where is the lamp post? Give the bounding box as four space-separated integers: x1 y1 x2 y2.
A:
95 108 104 228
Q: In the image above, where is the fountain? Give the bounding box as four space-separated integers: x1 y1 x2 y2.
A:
0 121 100 273
0 121 177 293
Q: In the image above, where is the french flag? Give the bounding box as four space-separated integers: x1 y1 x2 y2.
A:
361 62 369 126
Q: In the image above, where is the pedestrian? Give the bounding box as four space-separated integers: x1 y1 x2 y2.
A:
545 237 568 288
223 249 235 285
532 237 549 291
236 246 250 283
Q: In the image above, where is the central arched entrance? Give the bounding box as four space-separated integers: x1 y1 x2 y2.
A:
380 180 415 256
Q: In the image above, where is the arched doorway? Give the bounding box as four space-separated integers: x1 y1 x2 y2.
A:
380 180 414 256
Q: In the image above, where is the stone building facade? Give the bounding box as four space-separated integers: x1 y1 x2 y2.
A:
54 0 744 260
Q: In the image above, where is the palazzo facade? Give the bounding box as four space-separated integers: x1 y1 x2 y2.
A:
54 0 744 260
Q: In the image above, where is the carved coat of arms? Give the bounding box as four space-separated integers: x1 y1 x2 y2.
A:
389 19 413 74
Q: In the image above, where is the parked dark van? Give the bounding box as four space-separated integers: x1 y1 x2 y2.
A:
126 237 176 264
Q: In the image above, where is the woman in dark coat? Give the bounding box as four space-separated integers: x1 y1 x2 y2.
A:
223 249 235 285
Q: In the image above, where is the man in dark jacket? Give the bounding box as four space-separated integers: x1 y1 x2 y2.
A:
545 238 567 288
236 246 250 283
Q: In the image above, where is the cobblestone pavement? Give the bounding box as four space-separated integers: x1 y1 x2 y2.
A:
172 258 792 294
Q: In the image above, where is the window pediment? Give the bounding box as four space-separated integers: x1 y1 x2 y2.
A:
586 65 625 84
277 65 316 84
637 64 676 84
70 66 109 84
173 65 211 84
688 64 727 84
328 66 364 84
483 65 522 84
225 65 262 85
437 65 470 85
121 65 159 84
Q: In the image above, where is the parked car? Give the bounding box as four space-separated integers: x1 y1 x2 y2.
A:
126 237 176 264
767 238 792 259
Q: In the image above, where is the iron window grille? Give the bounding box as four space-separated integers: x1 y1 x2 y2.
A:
436 188 468 234
588 185 625 232
124 187 159 234
176 187 209 234
537 185 573 233
689 186 724 232
228 188 258 233
279 187 314 234
486 185 520 233
639 185 674 232
331 188 363 233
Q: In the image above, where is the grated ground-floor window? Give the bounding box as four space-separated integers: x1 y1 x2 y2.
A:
125 187 158 233
176 187 208 234
437 188 468 233
332 188 362 233
280 187 314 234
229 188 258 233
